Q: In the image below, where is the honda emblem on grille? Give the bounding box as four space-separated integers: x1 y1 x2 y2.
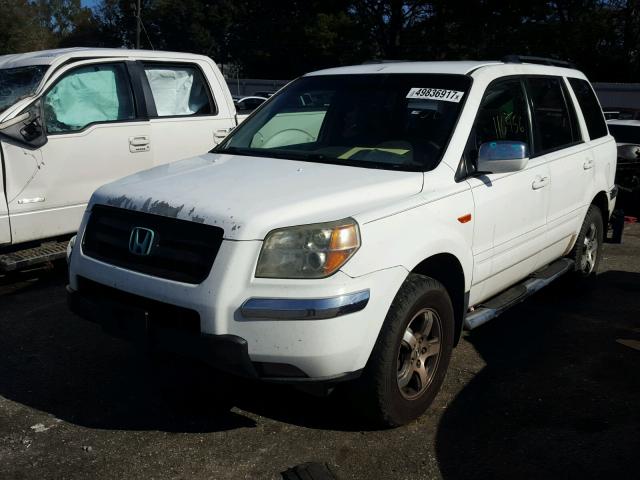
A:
129 227 155 256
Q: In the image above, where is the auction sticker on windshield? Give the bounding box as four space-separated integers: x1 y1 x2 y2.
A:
406 88 464 103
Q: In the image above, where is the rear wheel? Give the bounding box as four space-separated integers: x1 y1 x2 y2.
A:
570 205 604 277
352 274 454 427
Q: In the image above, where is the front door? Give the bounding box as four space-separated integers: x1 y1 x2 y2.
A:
3 60 153 244
466 78 550 304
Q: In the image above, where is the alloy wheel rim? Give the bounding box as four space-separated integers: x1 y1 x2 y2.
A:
580 222 598 274
397 308 442 400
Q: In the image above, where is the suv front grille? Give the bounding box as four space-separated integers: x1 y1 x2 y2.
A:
82 205 224 284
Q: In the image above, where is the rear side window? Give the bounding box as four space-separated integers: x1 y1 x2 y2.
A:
44 63 135 133
143 64 215 117
527 77 581 154
568 78 608 140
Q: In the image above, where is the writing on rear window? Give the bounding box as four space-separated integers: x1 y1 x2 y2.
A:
406 88 464 103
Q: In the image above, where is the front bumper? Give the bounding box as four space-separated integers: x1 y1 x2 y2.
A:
67 283 259 378
68 231 409 379
240 290 370 320
67 281 369 383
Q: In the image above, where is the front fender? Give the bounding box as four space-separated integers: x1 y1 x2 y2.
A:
343 188 474 292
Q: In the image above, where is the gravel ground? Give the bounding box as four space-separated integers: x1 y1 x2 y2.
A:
0 224 638 480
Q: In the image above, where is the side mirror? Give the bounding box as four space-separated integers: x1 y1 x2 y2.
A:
617 144 640 162
0 100 47 149
477 141 529 174
0 111 30 130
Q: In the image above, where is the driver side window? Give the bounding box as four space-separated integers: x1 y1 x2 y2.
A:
463 79 531 176
44 63 135 134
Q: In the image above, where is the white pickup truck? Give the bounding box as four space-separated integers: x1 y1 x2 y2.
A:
0 48 239 272
68 57 617 426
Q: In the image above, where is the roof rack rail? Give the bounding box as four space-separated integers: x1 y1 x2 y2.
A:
362 59 409 65
502 55 576 69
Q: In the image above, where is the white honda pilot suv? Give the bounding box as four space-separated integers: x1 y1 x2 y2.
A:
67 57 617 426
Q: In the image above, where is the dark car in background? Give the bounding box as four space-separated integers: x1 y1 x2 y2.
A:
234 95 267 114
608 119 640 215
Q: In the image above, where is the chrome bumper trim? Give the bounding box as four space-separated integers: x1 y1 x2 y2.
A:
240 289 370 320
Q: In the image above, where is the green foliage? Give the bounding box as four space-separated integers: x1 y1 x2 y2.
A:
0 0 639 81
0 0 54 52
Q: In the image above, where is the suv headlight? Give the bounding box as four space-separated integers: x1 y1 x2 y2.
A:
256 218 360 279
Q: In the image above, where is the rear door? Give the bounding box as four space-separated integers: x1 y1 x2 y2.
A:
566 77 611 205
140 60 236 165
3 59 154 244
525 76 587 263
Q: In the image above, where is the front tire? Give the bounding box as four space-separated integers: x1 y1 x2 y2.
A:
354 274 454 427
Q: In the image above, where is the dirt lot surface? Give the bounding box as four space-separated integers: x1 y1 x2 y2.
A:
1 224 639 479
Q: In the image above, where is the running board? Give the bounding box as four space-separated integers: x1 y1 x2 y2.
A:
0 241 68 272
464 258 574 330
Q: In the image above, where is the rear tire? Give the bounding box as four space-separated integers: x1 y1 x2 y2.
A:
569 205 604 278
352 274 454 427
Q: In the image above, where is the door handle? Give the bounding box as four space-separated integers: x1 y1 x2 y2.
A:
129 135 150 153
532 176 549 190
583 158 594 170
213 128 234 143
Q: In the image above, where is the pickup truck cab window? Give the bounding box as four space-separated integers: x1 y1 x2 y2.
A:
44 63 135 134
142 64 215 117
0 65 47 114
218 73 471 171
526 76 581 154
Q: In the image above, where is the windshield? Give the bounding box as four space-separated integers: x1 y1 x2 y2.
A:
608 124 640 144
216 73 471 171
0 65 48 114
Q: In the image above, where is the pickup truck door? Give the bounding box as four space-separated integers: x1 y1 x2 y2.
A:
1 59 154 244
138 60 237 166
467 78 550 305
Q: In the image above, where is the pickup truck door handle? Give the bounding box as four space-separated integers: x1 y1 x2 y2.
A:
213 128 234 143
129 135 150 153
583 158 594 170
532 176 549 190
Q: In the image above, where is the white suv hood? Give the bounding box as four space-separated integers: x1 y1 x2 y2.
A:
89 153 424 240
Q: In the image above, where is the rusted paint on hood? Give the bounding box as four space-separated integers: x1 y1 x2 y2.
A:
89 153 423 240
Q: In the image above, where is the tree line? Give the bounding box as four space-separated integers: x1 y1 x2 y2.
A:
1 0 639 81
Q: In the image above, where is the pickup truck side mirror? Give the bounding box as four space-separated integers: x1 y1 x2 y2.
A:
0 100 47 149
477 141 529 174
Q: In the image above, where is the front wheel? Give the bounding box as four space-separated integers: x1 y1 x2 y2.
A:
352 274 454 427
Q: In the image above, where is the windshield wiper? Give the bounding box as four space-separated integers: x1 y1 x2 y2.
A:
215 146 329 162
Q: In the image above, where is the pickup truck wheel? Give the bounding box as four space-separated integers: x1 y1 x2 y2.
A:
354 274 454 427
570 205 604 277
